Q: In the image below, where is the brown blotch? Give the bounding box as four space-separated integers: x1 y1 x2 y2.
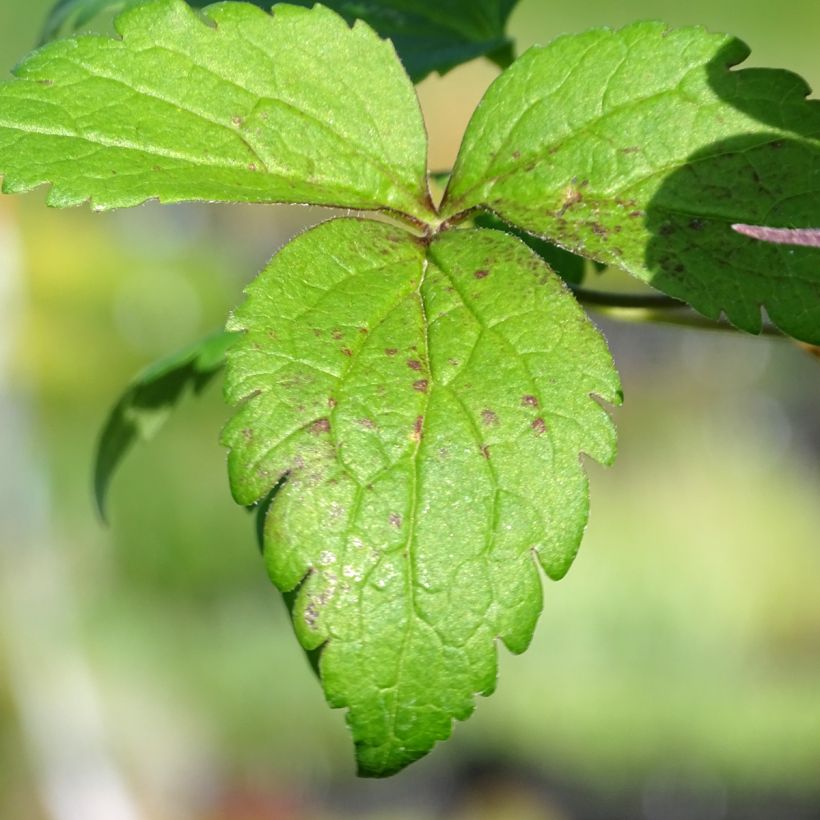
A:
412 415 424 442
385 348 398 356
481 409 498 426
389 513 402 529
413 379 429 393
311 418 331 434
522 395 539 408
407 359 422 371
474 269 490 279
358 327 369 335
557 189 583 217
532 418 547 436
629 210 643 219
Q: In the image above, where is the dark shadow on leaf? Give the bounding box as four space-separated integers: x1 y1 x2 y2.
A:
644 38 820 343
645 132 820 342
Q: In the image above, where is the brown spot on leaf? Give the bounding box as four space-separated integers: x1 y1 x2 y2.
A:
629 210 643 219
328 397 337 409
522 395 539 408
341 348 353 357
557 186 583 217
480 445 491 460
385 348 398 356
407 359 422 371
481 409 498 426
311 418 331 434
389 513 402 529
532 418 547 436
689 218 706 231
242 428 253 441
659 222 675 236
474 269 490 279
358 418 376 430
412 415 424 442
332 329 344 340
231 116 244 126
413 379 429 393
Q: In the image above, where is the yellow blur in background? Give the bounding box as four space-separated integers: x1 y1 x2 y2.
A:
0 2 819 819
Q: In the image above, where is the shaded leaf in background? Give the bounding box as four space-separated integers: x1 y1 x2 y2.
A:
95 330 235 519
441 23 820 343
222 217 620 776
41 0 520 82
2 0 432 219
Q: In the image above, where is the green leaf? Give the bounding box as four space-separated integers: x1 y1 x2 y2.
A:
442 23 820 343
222 217 620 776
95 330 235 519
41 0 520 82
2 0 433 220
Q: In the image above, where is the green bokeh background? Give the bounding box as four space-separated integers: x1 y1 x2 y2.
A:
0 2 819 818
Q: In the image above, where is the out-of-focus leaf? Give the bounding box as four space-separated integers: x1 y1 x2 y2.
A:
95 330 236 519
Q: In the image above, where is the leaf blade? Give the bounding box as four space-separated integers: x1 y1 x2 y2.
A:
4 0 432 219
223 218 620 776
41 0 520 82
442 23 820 342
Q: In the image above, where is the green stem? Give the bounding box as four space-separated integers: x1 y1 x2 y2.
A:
571 288 684 310
582 301 785 338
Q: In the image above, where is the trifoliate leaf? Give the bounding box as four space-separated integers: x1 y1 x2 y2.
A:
41 0 520 82
442 23 820 343
95 330 235 519
2 0 433 220
222 217 620 776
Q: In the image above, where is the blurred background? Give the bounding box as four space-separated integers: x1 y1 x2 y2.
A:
1 1 819 818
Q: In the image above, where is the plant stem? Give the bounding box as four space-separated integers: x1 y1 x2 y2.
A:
571 288 685 310
581 301 785 338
